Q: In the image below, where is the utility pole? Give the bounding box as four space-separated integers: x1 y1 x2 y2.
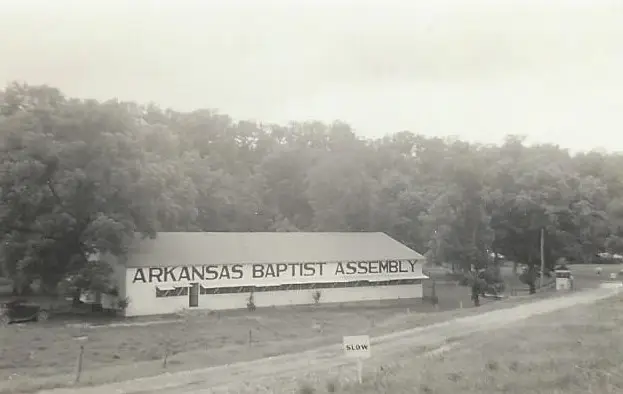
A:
539 228 545 289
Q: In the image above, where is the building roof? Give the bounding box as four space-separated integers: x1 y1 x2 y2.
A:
125 232 424 268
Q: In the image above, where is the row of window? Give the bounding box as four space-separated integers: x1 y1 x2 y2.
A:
155 279 423 298
156 287 189 298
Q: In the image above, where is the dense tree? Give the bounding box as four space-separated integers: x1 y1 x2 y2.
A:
0 83 195 295
1 82 622 297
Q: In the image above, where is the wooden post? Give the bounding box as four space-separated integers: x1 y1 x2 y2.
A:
356 359 363 384
162 339 172 369
74 345 85 384
248 329 252 346
539 228 545 289
162 346 169 369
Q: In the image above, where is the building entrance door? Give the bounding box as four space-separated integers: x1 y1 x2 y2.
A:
189 283 199 308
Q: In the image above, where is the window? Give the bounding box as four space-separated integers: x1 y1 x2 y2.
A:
156 285 189 298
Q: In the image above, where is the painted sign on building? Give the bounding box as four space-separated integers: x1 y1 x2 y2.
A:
130 260 424 287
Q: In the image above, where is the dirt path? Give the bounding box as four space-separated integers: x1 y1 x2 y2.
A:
40 286 622 394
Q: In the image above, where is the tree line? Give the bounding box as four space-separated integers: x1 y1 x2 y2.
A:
1 82 622 296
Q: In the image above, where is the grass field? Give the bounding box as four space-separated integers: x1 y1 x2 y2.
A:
292 290 623 393
0 263 619 393
0 293 559 394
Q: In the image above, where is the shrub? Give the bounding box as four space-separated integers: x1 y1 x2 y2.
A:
312 290 322 304
117 297 130 310
519 267 538 286
458 275 470 286
490 281 506 294
298 382 315 394
247 291 256 311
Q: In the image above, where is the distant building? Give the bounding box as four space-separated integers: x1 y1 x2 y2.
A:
0 277 13 296
112 232 428 317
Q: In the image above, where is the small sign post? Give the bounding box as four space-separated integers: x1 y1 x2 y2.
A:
343 335 371 384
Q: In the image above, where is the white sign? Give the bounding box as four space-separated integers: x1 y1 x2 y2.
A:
343 335 371 359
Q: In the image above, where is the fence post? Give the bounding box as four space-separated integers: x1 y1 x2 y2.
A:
74 345 85 384
430 279 439 307
248 329 253 347
162 341 170 369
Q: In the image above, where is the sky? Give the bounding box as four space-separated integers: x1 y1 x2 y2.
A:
1 0 622 153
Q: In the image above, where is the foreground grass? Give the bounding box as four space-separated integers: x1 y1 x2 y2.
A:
0 286 565 394
293 293 623 394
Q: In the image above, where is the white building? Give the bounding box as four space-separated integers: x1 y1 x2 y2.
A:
115 232 428 317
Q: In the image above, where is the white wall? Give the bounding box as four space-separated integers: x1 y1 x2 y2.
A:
123 274 423 317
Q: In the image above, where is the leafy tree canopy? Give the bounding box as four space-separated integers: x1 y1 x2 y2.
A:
2 82 622 296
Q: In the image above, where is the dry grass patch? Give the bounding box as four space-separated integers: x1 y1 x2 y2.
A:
0 307 380 392
0 288 566 394
297 294 623 394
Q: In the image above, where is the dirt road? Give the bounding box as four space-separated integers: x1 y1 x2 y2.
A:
40 285 622 394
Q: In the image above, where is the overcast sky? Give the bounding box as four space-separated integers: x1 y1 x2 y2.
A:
1 0 622 152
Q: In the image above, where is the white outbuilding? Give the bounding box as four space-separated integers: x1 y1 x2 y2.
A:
112 232 428 317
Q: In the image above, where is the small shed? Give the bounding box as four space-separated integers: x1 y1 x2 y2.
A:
554 264 572 291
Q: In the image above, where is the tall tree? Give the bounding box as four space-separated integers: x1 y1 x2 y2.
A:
0 84 191 295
